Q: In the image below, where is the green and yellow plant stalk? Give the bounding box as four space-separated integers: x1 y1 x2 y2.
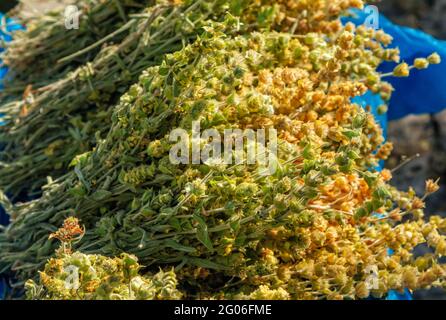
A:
0 0 364 199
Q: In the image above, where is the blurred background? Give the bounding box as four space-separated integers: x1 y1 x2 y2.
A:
1 0 446 299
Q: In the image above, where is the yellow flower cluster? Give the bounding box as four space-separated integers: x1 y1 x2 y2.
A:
26 252 182 300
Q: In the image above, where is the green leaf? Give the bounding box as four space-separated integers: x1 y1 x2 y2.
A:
257 6 275 26
164 239 196 253
355 207 368 220
225 201 236 214
68 185 87 198
365 201 374 214
352 115 366 129
230 0 247 16
193 214 214 251
168 218 182 232
321 165 337 176
121 155 140 164
188 257 230 270
130 198 140 210
304 187 318 199
234 234 246 247
74 165 90 192
339 160 353 173
335 155 348 166
342 130 360 139
91 189 112 201
303 160 316 173
141 208 156 218
229 216 241 232
302 144 314 160
361 171 378 187
69 151 91 168
347 150 360 160
158 66 170 76
371 199 384 211
68 127 82 141
373 186 392 199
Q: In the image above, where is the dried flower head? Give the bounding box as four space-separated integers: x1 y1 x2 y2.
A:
49 217 84 244
427 52 441 65
393 62 410 77
425 178 440 195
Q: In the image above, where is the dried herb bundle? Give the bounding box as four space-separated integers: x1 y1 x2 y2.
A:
26 254 181 300
25 217 182 300
3 17 446 299
0 0 363 199
1 0 153 97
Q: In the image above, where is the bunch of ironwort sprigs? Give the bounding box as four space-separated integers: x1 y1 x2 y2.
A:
3 10 446 299
25 217 182 300
0 0 364 199
1 0 153 98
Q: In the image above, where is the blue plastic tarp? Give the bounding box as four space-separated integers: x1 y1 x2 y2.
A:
344 8 446 121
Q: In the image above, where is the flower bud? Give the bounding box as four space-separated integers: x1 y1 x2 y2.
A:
392 63 410 77
377 104 388 115
435 239 446 257
402 268 419 289
147 140 164 158
425 179 440 194
277 266 291 282
411 197 425 210
427 52 441 64
389 208 402 222
414 58 429 70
